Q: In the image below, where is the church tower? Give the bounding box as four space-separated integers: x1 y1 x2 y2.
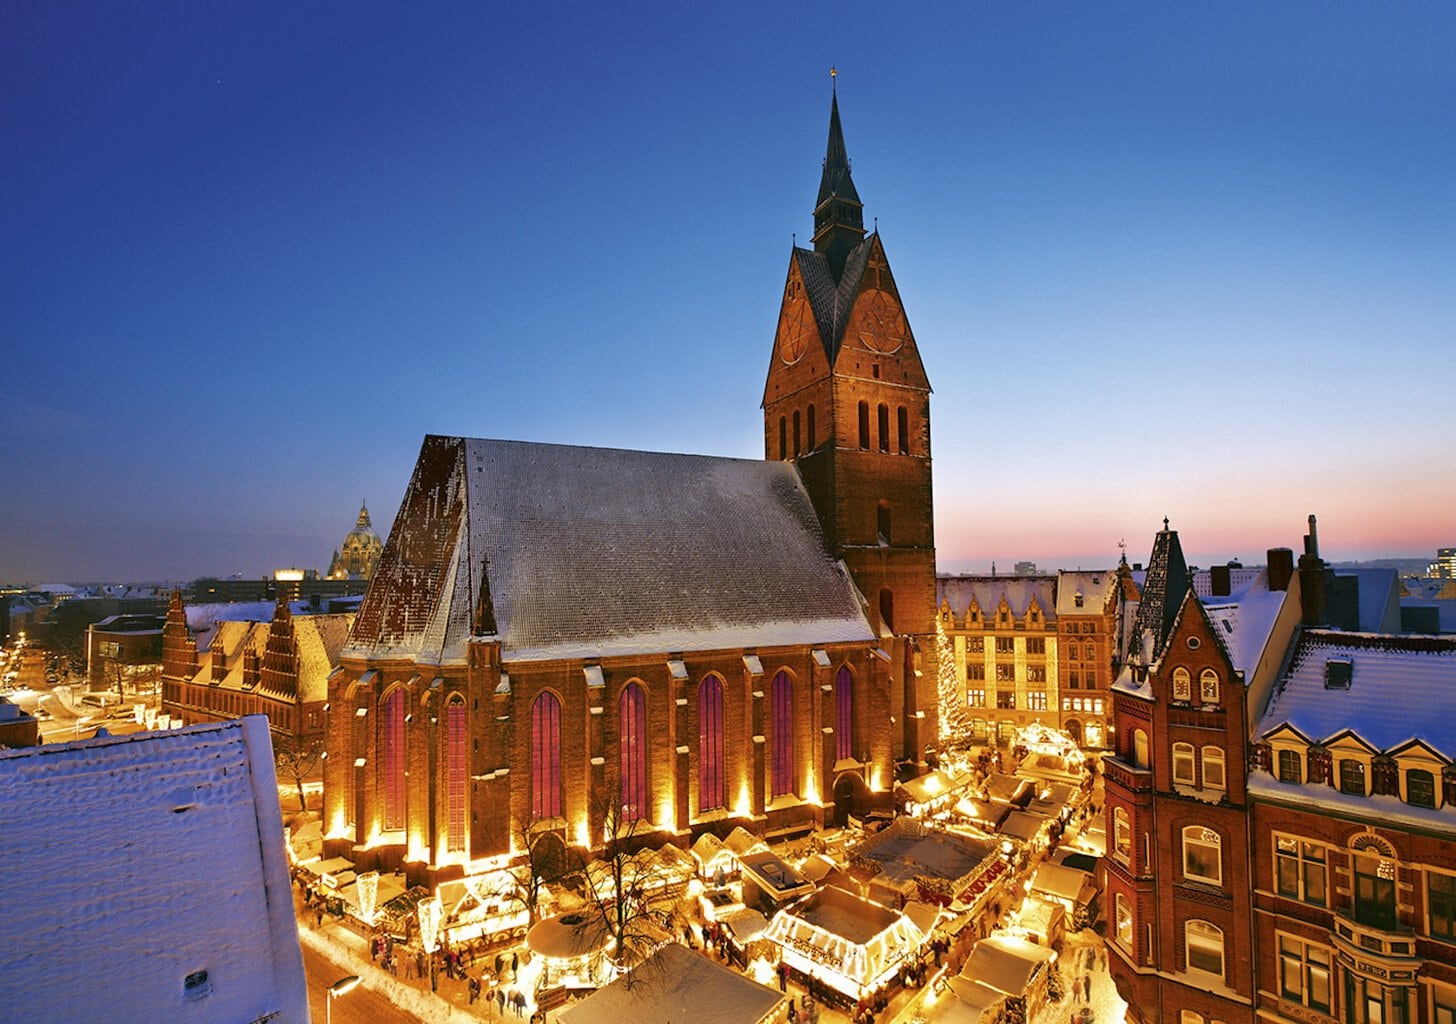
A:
763 84 938 759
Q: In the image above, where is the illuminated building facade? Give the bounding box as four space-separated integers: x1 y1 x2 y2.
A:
322 94 937 886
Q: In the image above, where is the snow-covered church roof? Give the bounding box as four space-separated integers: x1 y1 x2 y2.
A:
0 718 307 1024
346 436 876 664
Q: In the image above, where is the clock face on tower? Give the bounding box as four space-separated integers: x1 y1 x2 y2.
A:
858 288 906 354
777 297 813 364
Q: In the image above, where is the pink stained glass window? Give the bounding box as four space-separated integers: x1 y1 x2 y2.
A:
620 682 648 821
771 671 794 798
699 675 725 811
445 697 467 852
382 688 406 832
531 692 562 820
836 666 854 762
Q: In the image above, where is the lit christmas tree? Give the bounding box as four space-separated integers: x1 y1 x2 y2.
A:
935 619 972 753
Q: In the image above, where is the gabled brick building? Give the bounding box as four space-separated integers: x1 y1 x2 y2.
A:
161 591 352 746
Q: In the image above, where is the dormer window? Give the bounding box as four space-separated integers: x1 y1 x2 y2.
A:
1407 769 1437 808
1325 659 1353 690
1277 749 1303 784
1074 591 1084 608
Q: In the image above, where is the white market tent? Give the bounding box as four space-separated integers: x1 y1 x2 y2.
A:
762 885 924 1000
960 933 1054 997
559 942 784 1024
1030 861 1096 910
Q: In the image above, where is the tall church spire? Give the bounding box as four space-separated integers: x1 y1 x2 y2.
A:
812 84 865 282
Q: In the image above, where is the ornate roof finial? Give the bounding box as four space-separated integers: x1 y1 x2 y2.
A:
1163 516 1170 531
831 66 837 91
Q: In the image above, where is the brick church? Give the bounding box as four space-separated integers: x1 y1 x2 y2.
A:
323 90 940 886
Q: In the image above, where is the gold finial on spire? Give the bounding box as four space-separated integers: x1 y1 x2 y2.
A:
830 66 837 78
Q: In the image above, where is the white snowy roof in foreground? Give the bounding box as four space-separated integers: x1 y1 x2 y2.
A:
1257 630 1456 754
346 436 875 664
558 941 784 1024
0 718 307 1024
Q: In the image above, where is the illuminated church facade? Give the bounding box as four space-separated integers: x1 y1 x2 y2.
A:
322 92 940 885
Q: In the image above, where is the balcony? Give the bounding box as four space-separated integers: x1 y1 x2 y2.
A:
1103 756 1153 794
1332 910 1417 962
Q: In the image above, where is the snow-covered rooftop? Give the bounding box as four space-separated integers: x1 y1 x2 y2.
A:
559 941 783 1024
0 718 307 1024
1054 570 1118 616
937 574 1056 621
347 436 876 664
1257 630 1456 754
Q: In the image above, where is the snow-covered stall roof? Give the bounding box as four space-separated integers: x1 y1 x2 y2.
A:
762 886 923 998
959 933 1053 996
347 436 876 665
853 819 996 890
1031 862 1095 906
1257 630 1456 754
559 942 784 1024
0 718 307 1024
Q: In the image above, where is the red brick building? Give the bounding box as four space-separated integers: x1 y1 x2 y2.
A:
1056 565 1136 750
160 591 352 746
322 93 940 888
1103 522 1303 1024
1101 518 1455 1024
1249 630 1456 1024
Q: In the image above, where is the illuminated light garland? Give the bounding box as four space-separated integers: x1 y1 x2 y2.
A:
935 621 971 750
417 896 443 953
357 870 379 924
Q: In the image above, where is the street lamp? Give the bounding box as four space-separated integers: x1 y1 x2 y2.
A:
326 974 360 1024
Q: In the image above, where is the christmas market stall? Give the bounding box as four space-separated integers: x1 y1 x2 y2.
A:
760 885 924 1006
559 943 785 1024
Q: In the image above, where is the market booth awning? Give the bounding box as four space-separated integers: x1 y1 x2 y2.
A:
527 912 612 961
559 942 784 1024
761 885 924 1000
959 933 1054 997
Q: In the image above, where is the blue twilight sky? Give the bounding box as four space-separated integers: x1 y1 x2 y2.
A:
3 3 1454 582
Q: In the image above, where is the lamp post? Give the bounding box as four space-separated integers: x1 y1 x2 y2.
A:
326 974 360 1024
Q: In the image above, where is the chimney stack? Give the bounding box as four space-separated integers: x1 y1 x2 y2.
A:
1267 548 1294 592
1210 564 1232 597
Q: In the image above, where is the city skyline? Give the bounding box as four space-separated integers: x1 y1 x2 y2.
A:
4 3 1453 581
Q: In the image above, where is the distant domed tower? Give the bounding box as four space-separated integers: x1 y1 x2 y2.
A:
327 501 384 579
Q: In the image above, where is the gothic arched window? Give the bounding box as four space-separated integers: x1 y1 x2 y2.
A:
771 671 794 798
858 402 870 449
531 691 562 820
877 403 890 452
835 666 854 762
699 675 725 811
620 682 648 821
807 404 817 450
382 686 406 832
897 406 909 454
445 695 467 852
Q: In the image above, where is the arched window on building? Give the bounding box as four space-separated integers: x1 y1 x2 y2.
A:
1114 807 1131 861
792 410 801 457
382 687 406 832
445 695 467 852
877 503 891 545
698 675 725 811
877 403 890 452
1183 826 1223 885
1200 668 1220 704
1133 728 1150 769
531 692 562 820
1185 920 1225 978
771 671 794 798
1114 892 1133 949
858 402 870 449
835 666 854 762
620 682 648 822
778 417 787 460
807 404 816 451
1172 667 1191 702
897 406 909 454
